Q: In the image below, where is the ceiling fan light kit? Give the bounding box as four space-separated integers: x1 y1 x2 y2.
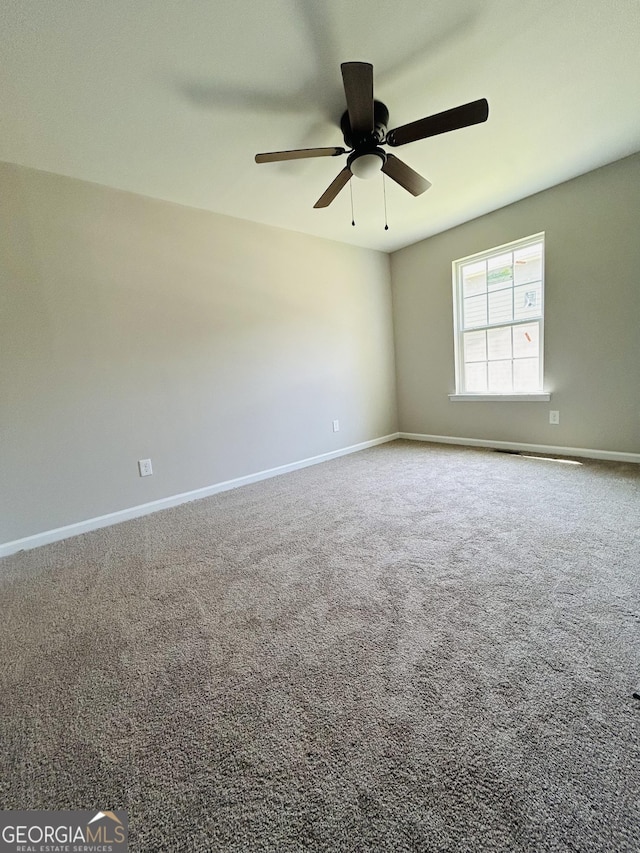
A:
349 149 385 179
255 61 489 215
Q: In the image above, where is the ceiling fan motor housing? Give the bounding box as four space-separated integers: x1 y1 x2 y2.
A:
341 100 389 149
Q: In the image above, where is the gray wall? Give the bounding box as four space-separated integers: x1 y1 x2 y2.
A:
0 163 397 543
391 153 640 454
3 153 638 546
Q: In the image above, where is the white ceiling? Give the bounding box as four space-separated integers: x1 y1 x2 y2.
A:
2 0 640 252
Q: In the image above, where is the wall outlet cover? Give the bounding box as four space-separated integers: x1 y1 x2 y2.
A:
138 458 153 477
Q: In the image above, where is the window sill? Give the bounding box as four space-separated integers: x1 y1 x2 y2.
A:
449 393 551 402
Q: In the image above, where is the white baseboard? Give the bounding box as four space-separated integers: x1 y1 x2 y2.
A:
0 433 400 558
398 432 640 464
4 430 634 558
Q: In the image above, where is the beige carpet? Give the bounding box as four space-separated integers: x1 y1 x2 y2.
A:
1 440 639 852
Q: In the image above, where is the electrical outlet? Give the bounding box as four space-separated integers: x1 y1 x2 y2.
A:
332 419 340 432
549 410 560 425
138 458 153 477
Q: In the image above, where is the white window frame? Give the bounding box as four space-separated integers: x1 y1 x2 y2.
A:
449 232 550 402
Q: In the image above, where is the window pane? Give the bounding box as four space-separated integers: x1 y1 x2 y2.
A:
514 282 542 320
463 329 486 362
463 294 487 328
514 243 542 285
487 326 512 361
462 261 486 297
453 233 544 396
487 252 513 291
513 358 540 391
488 360 512 393
465 362 487 392
488 288 513 324
512 322 539 358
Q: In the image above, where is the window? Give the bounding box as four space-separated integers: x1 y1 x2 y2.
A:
451 233 548 400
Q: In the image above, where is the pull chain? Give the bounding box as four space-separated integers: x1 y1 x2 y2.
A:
349 180 355 226
383 174 389 231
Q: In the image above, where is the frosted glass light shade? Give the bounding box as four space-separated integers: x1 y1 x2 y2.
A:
351 153 383 179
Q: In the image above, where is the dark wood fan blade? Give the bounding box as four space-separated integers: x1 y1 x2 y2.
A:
381 154 431 196
386 98 489 147
255 147 346 163
341 62 374 138
313 167 353 208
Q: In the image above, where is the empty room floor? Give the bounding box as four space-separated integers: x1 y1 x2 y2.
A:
1 441 639 851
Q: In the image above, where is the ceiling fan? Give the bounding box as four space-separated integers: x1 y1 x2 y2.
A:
255 62 489 209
